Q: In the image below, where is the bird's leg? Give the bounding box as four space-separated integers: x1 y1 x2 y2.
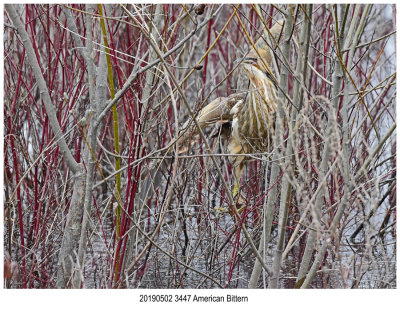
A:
232 177 240 197
230 164 246 216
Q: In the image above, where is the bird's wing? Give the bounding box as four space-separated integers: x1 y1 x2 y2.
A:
178 92 245 153
197 92 245 128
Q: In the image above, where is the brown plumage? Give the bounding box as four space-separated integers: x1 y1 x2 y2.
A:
228 57 278 183
182 20 284 193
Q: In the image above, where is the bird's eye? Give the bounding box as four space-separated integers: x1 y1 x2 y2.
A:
245 57 258 63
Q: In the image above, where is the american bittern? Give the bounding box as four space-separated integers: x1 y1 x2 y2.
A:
183 20 284 206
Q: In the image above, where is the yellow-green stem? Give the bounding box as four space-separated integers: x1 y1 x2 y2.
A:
98 4 122 280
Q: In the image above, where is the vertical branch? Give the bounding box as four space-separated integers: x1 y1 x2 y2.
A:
268 5 294 288
296 5 346 284
248 9 289 288
85 4 96 105
123 4 164 276
73 48 108 288
97 4 123 281
300 4 347 288
98 4 121 233
269 4 312 288
247 6 278 289
62 5 96 105
55 170 86 288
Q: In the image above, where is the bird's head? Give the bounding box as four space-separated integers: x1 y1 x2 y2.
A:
235 56 270 78
234 56 278 90
234 57 263 72
234 56 258 66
